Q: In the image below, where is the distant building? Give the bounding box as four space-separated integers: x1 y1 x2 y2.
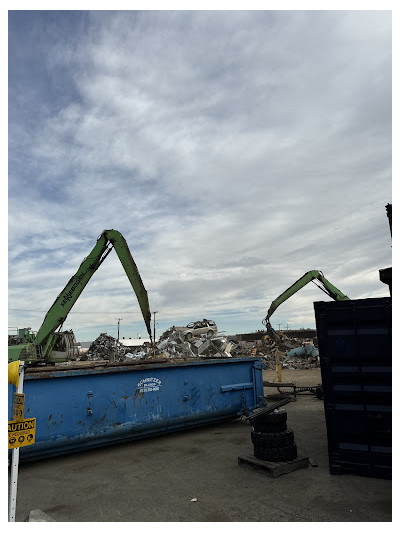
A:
119 338 152 347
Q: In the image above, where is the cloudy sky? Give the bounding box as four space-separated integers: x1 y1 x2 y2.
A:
8 9 392 342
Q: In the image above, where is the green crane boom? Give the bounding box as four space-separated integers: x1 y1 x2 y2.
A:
263 269 349 331
10 229 152 363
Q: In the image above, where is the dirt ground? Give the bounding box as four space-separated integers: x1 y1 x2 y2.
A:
262 367 323 388
9 367 392 522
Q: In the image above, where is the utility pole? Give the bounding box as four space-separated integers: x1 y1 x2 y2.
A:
117 318 122 343
152 311 158 356
153 311 158 343
278 323 282 331
111 318 122 364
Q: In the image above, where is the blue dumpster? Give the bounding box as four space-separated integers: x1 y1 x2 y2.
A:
8 357 265 460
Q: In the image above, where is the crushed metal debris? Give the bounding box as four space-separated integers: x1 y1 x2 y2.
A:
155 326 235 359
78 325 320 369
79 328 237 362
79 333 131 362
245 332 320 370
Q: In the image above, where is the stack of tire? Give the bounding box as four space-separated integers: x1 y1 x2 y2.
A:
251 408 298 462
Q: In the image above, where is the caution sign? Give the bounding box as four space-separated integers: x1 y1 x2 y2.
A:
8 418 36 449
12 393 25 421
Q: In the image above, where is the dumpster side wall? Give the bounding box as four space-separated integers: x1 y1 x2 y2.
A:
8 357 265 460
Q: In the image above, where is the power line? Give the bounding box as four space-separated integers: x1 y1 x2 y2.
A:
8 309 142 315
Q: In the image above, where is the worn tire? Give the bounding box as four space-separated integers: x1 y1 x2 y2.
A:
252 411 287 433
251 429 294 448
254 444 297 462
254 410 287 424
252 419 287 433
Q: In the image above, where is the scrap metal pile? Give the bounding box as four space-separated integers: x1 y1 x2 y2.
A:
78 326 319 368
246 333 320 370
79 333 132 361
155 328 237 359
78 329 240 362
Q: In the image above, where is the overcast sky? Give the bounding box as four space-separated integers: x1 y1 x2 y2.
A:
8 9 392 341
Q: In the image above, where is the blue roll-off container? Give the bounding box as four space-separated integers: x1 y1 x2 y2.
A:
8 357 265 461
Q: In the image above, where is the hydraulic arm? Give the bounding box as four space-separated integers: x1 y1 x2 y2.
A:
24 230 152 362
263 270 349 331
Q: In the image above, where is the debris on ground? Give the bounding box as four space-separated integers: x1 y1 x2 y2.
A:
231 333 320 370
78 326 320 369
155 327 236 359
78 327 239 362
79 333 132 361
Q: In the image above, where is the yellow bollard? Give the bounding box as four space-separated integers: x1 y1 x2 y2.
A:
275 350 282 383
8 361 20 388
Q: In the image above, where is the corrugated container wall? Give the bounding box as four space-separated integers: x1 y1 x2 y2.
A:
314 297 392 479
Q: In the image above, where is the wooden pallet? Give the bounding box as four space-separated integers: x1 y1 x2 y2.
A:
238 454 309 477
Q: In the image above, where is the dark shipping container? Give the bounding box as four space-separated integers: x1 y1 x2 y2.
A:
314 297 392 479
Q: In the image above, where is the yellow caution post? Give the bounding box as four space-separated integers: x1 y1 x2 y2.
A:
8 361 20 388
275 349 283 383
8 360 28 522
8 418 36 449
12 393 25 421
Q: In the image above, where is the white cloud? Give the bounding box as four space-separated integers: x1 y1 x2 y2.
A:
8 10 392 340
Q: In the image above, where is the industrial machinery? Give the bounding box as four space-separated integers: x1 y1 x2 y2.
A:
261 270 349 389
8 229 152 364
262 270 349 335
8 327 79 364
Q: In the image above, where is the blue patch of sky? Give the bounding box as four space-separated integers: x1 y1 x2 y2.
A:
36 177 74 204
7 236 85 271
9 11 87 115
8 166 76 204
8 12 208 219
110 170 205 222
8 247 50 261
9 11 89 203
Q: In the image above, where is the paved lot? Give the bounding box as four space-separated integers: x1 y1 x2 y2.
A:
10 369 392 522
